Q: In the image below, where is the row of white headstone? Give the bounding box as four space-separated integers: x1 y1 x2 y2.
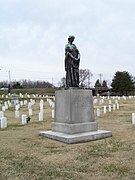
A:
96 95 134 100
94 99 119 105
0 98 55 128
93 95 135 105
96 103 120 117
95 96 135 126
0 99 34 128
0 100 12 112
0 93 55 100
15 99 44 123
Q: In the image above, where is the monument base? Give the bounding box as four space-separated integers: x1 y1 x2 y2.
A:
39 89 112 144
39 130 112 144
52 122 98 134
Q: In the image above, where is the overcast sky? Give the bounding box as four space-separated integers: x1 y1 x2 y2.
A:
0 0 135 86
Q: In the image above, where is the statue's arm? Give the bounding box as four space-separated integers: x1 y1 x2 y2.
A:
68 52 80 61
65 44 80 61
65 45 69 71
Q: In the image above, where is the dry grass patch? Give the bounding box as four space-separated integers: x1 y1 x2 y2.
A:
1 97 135 179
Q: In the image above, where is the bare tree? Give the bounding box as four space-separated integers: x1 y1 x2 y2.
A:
59 69 93 88
58 77 66 88
79 69 93 88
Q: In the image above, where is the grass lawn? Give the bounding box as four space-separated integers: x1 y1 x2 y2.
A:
0 96 135 180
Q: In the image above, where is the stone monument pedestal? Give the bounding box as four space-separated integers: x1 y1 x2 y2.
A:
39 89 112 144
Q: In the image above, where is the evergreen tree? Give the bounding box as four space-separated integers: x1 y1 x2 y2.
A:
102 80 107 88
95 79 101 87
111 71 134 95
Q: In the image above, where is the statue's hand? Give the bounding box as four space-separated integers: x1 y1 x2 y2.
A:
74 57 79 61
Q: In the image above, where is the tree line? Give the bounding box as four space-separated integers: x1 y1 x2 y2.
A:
0 80 53 89
59 70 135 95
0 70 135 95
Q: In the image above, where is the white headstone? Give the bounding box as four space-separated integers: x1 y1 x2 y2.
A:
52 109 55 118
93 99 97 104
4 101 8 106
24 100 27 105
28 102 32 109
15 104 19 111
40 99 44 110
113 104 116 111
20 101 23 106
115 99 118 104
109 100 112 105
29 108 32 116
27 94 30 98
123 96 126 100
1 117 7 128
109 105 111 112
32 99 35 105
5 104 8 110
104 106 106 114
15 110 20 118
0 111 4 120
39 111 43 121
8 102 12 107
132 113 135 124
48 100 53 108
22 114 27 125
99 99 103 105
51 102 55 109
2 106 6 112
97 108 100 117
116 103 120 110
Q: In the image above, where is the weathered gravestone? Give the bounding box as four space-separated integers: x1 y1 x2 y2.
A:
39 36 112 143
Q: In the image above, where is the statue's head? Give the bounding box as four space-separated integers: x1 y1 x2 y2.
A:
68 35 75 42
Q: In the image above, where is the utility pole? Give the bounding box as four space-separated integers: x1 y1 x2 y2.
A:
99 73 103 85
0 68 11 93
7 70 11 93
